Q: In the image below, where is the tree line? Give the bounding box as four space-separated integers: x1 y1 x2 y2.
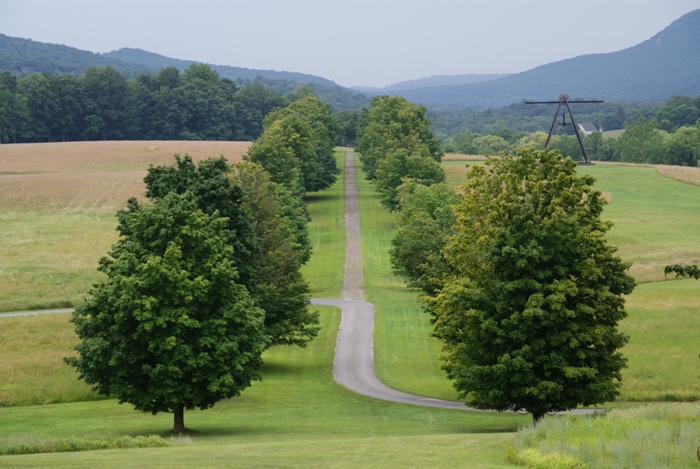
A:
359 97 634 423
0 65 361 145
438 94 700 167
441 119 700 168
66 93 338 432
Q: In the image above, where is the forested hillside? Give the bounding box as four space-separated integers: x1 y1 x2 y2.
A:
0 35 368 111
396 9 700 108
352 73 510 94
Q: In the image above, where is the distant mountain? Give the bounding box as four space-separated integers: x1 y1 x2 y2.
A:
103 48 339 87
0 33 153 77
393 9 700 108
0 35 368 110
3 8 699 111
352 73 511 94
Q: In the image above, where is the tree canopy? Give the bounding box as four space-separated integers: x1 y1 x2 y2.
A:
0 64 288 143
389 180 458 297
429 148 635 423
229 161 318 347
246 93 340 197
356 95 442 180
264 93 340 192
65 192 267 432
144 155 318 348
356 95 445 210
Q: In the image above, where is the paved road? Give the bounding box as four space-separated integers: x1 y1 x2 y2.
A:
2 151 597 415
312 151 468 409
0 308 73 318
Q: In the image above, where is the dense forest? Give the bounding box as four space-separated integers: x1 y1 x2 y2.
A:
0 65 327 143
1 62 698 167
0 34 369 112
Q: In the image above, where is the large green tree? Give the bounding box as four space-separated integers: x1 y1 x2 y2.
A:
389 180 458 297
356 95 442 180
662 125 700 167
144 155 259 287
616 117 667 163
66 192 267 432
245 112 317 197
145 156 318 348
229 162 318 347
429 148 635 423
374 139 445 211
266 94 340 192
82 66 129 140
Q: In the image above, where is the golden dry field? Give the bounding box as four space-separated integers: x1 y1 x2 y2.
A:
0 141 250 312
655 164 700 186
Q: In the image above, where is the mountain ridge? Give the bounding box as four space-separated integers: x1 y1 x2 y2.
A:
394 9 700 108
352 73 512 94
1 8 698 109
102 47 340 87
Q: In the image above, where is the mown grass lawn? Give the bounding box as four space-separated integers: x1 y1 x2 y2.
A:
2 147 700 468
0 149 527 468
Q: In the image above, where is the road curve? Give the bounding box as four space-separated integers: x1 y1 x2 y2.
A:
2 151 597 415
313 151 468 409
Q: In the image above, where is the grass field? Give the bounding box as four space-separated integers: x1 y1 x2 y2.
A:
0 146 527 468
367 156 700 404
0 141 250 312
602 129 625 139
1 143 699 467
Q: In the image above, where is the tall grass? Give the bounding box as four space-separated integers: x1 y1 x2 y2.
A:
0 141 249 312
509 403 700 468
579 164 700 283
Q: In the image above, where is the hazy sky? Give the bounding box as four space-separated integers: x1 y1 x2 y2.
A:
2 0 698 88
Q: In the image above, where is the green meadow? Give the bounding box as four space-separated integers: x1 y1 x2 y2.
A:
1 147 699 467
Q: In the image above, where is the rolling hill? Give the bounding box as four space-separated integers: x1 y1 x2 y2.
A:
0 34 368 110
352 73 511 94
1 8 698 110
396 9 700 108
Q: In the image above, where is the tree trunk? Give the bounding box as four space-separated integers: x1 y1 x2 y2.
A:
532 411 545 425
173 403 185 433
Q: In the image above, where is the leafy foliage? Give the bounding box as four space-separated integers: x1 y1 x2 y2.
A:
65 192 267 432
229 162 318 347
265 93 340 192
389 180 459 296
357 95 442 180
145 155 318 348
144 155 259 287
429 148 635 422
664 264 700 280
246 112 315 197
357 95 445 210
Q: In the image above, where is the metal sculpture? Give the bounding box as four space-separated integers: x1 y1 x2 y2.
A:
526 94 603 165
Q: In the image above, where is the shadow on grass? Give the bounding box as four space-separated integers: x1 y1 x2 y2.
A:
303 193 340 203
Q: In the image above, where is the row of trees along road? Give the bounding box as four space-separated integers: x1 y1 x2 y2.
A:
66 93 337 433
356 95 446 211
380 98 635 422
